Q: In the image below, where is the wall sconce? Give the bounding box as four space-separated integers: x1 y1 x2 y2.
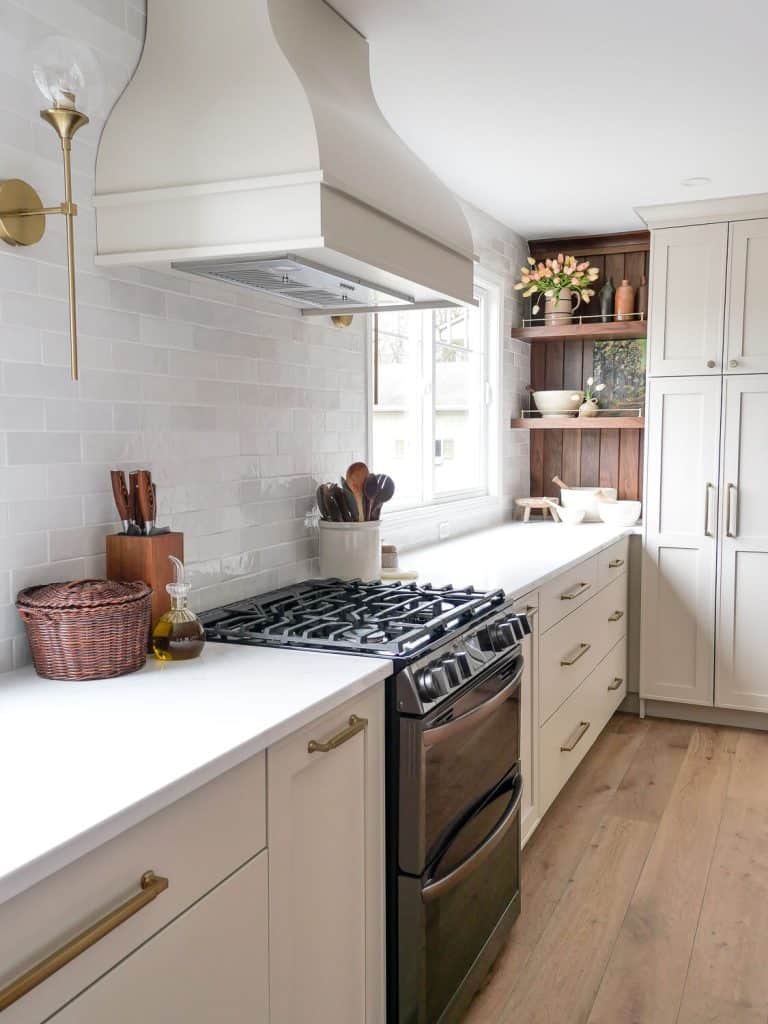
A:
331 314 354 329
0 38 101 381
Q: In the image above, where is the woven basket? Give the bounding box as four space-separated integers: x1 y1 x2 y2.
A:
16 579 152 681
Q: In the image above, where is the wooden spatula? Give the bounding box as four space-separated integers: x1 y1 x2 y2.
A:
345 462 369 522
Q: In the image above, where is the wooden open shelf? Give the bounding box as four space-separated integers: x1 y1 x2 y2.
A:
511 416 645 430
510 321 647 342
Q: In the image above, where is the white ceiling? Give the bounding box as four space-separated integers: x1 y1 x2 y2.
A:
332 0 768 238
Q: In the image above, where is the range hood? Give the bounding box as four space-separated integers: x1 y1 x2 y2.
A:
94 0 476 313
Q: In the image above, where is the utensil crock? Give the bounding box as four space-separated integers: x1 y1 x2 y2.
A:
319 521 381 581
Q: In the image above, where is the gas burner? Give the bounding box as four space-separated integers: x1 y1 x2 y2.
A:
201 578 507 659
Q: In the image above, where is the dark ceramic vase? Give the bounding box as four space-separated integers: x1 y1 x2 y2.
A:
599 277 615 323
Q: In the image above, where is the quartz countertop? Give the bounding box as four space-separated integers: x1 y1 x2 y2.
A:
399 521 637 598
0 643 391 905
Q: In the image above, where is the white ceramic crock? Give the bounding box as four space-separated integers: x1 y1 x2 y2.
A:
559 486 618 522
319 521 381 581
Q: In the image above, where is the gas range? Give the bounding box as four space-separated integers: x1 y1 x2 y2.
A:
200 578 530 714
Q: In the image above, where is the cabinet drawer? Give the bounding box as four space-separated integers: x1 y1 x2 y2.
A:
597 536 629 589
539 574 627 725
540 639 627 814
539 555 598 633
0 753 266 1024
49 851 269 1023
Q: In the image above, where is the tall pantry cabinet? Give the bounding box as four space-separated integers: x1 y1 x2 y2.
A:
639 197 768 714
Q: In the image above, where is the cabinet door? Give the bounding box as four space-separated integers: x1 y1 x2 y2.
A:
640 377 722 704
726 219 768 373
716 376 768 710
50 852 269 1023
268 686 385 1024
648 223 728 376
514 592 539 845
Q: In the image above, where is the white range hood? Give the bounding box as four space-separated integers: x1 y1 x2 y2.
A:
94 0 476 313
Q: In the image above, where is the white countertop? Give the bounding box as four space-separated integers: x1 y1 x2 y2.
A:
400 521 637 597
0 644 390 905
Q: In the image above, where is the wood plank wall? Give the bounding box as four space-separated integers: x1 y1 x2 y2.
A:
526 231 649 501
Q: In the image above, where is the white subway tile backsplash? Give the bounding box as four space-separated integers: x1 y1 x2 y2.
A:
7 431 80 465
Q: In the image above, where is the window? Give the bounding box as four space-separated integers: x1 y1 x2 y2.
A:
371 282 500 510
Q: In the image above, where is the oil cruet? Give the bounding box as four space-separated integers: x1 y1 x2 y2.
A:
152 555 205 661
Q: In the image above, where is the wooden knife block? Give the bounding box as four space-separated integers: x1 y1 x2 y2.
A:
106 533 184 637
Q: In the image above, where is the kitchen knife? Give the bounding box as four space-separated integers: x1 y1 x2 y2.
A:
129 472 144 534
110 470 132 534
136 470 156 535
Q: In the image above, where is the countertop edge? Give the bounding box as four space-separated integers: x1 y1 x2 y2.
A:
506 526 639 598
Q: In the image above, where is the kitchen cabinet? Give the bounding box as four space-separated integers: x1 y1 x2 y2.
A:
640 377 722 705
716 375 768 710
268 684 385 1024
648 223 728 377
726 219 768 373
514 592 539 845
49 853 269 1024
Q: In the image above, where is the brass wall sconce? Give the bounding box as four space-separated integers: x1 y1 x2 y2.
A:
0 38 101 381
331 314 354 329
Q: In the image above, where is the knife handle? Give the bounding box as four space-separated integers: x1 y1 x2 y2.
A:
129 472 144 532
136 471 155 532
110 471 131 524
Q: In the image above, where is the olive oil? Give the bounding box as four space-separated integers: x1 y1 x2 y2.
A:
152 555 205 662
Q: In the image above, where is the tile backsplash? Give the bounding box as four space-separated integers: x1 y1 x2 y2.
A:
0 0 529 672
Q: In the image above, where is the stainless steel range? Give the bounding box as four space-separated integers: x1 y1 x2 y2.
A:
201 579 530 1024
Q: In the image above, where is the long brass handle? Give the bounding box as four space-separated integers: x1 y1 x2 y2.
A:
560 642 591 667
608 558 625 568
607 677 624 691
0 871 168 1012
524 605 538 619
561 721 590 752
560 581 591 601
308 714 367 753
704 482 715 537
726 483 738 538
608 610 624 622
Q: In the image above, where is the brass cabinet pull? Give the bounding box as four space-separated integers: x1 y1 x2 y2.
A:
608 558 625 568
608 610 624 622
560 642 591 667
607 677 624 691
524 605 538 619
704 482 715 537
561 721 590 752
0 871 168 1012
726 483 738 538
308 714 367 754
560 581 591 601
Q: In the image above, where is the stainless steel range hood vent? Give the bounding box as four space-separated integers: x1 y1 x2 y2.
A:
170 255 414 311
94 0 476 311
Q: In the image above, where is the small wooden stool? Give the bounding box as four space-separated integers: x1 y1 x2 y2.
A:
515 497 560 522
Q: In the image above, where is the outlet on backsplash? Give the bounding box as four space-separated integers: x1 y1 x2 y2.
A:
438 522 450 540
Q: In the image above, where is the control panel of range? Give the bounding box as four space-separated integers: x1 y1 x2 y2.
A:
396 607 531 712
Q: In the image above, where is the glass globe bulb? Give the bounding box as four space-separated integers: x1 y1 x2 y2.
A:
31 36 103 116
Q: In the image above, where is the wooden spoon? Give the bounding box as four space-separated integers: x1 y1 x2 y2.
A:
340 478 361 522
345 461 369 522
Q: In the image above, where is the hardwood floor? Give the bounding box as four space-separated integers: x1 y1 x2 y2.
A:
464 713 768 1024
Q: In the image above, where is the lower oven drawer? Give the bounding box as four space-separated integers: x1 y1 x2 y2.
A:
540 638 627 815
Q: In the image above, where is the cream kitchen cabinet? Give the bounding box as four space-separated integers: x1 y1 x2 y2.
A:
514 592 540 845
726 219 768 373
268 684 385 1024
648 222 728 377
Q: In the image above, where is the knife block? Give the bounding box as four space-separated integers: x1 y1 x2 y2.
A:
106 532 184 640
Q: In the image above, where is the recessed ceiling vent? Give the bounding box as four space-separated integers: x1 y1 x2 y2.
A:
94 0 476 312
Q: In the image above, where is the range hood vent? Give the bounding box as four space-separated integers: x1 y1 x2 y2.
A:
94 0 476 311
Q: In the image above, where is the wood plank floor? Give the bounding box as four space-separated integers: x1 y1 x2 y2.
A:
463 713 768 1024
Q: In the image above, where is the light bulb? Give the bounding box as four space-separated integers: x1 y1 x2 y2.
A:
31 36 103 116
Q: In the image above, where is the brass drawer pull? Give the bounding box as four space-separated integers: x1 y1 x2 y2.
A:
608 558 625 568
308 714 367 754
560 642 591 667
560 581 591 601
0 870 169 1012
561 721 590 752
607 677 624 691
608 610 624 622
524 605 538 619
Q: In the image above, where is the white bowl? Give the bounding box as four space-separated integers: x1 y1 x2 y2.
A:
532 390 584 417
556 506 586 525
560 486 618 522
598 500 642 527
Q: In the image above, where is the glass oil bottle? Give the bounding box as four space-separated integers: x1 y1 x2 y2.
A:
152 555 206 662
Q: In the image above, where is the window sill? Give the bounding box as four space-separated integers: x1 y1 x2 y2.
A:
382 493 504 527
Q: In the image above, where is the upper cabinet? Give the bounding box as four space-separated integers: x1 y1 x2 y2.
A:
726 219 768 373
648 223 728 377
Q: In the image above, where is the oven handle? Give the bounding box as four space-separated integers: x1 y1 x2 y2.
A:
421 772 523 904
422 660 523 750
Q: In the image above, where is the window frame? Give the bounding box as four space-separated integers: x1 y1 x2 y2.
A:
366 269 503 515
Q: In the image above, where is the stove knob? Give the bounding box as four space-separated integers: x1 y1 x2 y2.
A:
476 626 495 652
456 651 472 678
431 664 451 695
417 668 439 701
498 622 518 647
442 657 462 688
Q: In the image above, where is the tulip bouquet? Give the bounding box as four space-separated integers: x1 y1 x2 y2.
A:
514 254 600 316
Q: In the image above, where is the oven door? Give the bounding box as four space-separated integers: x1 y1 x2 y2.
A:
398 767 522 1024
399 651 522 875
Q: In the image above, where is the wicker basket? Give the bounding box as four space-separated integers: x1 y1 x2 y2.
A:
16 579 152 681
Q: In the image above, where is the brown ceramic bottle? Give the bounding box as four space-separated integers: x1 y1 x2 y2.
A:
637 274 649 318
615 279 635 321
